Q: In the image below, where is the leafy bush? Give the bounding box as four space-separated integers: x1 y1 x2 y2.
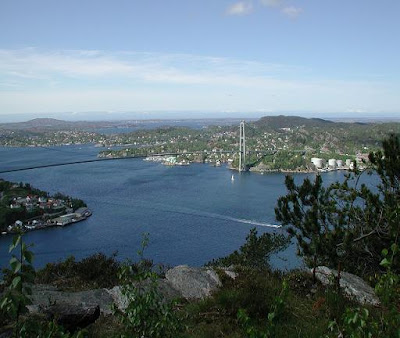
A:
0 234 86 337
237 279 289 338
1 234 35 323
214 270 283 319
112 233 183 337
328 244 400 338
36 252 120 290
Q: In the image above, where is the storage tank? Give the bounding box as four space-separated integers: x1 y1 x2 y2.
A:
328 159 336 169
336 160 343 168
311 158 324 169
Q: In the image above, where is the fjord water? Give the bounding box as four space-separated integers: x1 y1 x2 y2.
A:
0 145 346 271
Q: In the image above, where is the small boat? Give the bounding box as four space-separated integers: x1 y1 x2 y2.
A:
231 174 235 181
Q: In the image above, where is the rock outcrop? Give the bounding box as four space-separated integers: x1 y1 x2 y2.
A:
165 265 222 300
27 265 225 322
106 279 182 312
29 284 114 315
313 266 380 306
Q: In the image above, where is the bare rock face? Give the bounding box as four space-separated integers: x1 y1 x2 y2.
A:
24 265 225 327
106 279 181 312
29 284 114 315
313 266 380 306
165 265 222 300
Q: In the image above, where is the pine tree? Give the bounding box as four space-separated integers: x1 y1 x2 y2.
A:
275 174 345 281
275 134 400 277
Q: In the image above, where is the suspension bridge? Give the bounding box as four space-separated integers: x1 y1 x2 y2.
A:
0 121 274 174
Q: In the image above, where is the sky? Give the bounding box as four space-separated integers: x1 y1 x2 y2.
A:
0 0 399 121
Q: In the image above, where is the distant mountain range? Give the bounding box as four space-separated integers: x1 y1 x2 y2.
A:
0 115 390 133
0 117 249 131
0 118 138 131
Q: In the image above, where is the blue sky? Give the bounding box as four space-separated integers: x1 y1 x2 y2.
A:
0 0 399 120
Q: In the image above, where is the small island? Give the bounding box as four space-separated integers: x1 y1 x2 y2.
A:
0 179 91 235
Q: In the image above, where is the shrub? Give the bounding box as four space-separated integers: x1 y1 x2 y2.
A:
112 233 183 337
36 252 120 290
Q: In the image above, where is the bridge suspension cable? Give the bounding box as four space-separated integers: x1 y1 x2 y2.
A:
239 121 246 172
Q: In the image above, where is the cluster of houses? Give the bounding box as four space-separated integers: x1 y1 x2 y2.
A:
4 194 91 234
9 195 67 213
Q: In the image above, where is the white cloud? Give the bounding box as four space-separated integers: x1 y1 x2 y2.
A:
346 108 367 114
0 48 397 115
0 49 135 78
260 0 283 8
0 48 301 88
226 1 253 16
281 6 303 19
259 1 303 20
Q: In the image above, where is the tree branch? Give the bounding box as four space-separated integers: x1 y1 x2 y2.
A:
336 229 377 247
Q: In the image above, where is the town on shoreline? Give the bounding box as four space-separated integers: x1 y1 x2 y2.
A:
1 115 399 173
0 179 91 236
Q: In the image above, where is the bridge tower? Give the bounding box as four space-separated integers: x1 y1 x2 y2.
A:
239 121 246 172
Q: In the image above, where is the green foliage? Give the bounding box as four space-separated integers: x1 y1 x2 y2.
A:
275 174 345 278
237 280 289 338
328 244 400 338
70 198 87 211
12 318 87 338
112 233 183 337
376 243 399 306
214 269 284 319
207 228 290 270
276 134 400 277
328 307 379 338
0 233 86 337
36 252 120 290
262 151 308 171
0 233 35 322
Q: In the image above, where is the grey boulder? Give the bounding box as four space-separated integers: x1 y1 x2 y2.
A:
313 266 380 306
165 265 222 300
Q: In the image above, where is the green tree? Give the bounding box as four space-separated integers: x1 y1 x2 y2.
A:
275 134 400 277
207 228 290 270
275 174 345 281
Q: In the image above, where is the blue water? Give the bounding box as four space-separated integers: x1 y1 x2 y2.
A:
0 145 348 271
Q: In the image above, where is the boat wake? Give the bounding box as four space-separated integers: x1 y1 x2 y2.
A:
89 197 281 229
224 217 281 228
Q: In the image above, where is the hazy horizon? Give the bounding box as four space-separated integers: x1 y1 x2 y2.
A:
1 111 399 124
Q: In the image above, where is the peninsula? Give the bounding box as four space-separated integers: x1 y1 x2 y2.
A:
0 179 91 235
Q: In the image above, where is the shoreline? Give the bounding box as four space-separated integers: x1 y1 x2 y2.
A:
2 209 92 236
